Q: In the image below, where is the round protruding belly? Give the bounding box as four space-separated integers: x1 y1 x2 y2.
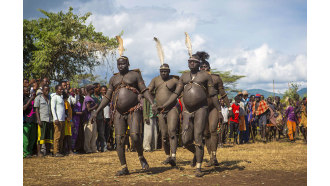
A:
183 84 207 112
155 88 174 107
114 88 139 113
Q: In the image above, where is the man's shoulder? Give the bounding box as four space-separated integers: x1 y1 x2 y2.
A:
170 75 180 80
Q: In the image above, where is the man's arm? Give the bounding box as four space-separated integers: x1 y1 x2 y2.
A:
51 96 59 122
34 96 42 126
161 76 183 109
95 78 114 115
23 94 35 111
137 72 154 105
148 78 155 93
216 76 230 108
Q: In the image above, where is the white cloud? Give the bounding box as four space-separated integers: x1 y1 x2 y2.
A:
31 0 306 92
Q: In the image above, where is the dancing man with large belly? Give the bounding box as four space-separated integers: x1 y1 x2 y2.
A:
157 49 223 176
90 36 156 176
197 51 231 167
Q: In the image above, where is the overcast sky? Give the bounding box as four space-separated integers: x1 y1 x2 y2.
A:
24 0 307 93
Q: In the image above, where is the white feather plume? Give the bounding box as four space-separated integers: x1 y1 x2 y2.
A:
185 32 193 57
116 35 124 56
153 37 164 65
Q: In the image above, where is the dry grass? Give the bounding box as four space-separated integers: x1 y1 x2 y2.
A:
23 138 306 185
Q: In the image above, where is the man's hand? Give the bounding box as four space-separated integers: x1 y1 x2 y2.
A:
38 120 43 127
55 120 59 125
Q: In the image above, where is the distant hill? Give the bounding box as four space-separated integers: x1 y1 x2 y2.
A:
227 88 307 99
297 88 307 98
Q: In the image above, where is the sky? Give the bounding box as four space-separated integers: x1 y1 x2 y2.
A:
23 0 307 93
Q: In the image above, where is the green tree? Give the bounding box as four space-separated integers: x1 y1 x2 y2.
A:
281 81 301 105
23 7 118 82
178 69 245 93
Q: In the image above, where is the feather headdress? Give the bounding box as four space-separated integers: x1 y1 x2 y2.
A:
116 35 124 57
153 37 165 66
185 32 193 57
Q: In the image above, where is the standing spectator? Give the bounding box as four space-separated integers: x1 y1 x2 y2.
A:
218 99 229 147
51 85 66 157
72 88 83 151
34 85 53 157
252 94 269 143
241 91 250 143
82 84 99 153
299 97 307 142
63 92 74 155
23 86 37 158
142 96 158 152
248 95 257 141
285 98 297 142
229 96 240 145
74 88 85 153
101 86 111 151
61 81 67 94
92 83 105 152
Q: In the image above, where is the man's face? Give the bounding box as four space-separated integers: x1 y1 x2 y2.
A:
188 60 200 71
43 78 50 85
89 88 94 95
56 86 63 95
94 84 100 94
275 97 280 103
250 96 255 102
160 69 170 80
61 82 67 90
235 98 240 103
267 97 272 104
100 87 107 96
256 97 261 102
66 81 71 89
200 64 210 71
23 80 29 87
43 87 50 96
23 87 30 96
243 95 248 99
220 99 224 106
117 59 129 72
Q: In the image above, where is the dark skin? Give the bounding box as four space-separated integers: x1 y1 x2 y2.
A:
148 66 179 165
200 62 229 165
23 79 29 87
90 58 155 174
61 82 67 91
66 81 71 91
23 87 35 111
158 59 223 175
54 86 63 126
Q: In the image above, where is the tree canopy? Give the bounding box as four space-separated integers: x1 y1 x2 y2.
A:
23 7 117 82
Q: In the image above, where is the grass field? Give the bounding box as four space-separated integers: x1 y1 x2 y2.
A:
23 138 307 185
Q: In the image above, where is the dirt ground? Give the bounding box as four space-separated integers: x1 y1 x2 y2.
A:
23 138 307 186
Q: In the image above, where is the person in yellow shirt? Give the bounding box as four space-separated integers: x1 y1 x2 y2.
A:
63 92 74 155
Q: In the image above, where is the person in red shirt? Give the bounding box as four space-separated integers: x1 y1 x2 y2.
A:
229 96 240 145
